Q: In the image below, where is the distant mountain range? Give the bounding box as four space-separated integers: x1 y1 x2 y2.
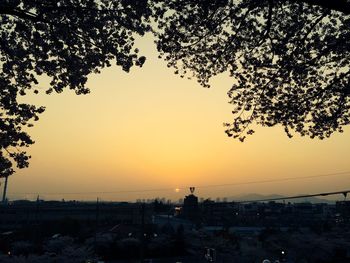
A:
227 193 341 204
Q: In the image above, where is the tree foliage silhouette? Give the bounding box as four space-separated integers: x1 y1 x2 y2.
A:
1 0 350 179
155 0 350 141
0 0 150 175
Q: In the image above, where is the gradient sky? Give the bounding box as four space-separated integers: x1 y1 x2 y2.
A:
5 34 350 201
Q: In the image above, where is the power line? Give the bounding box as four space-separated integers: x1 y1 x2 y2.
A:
7 170 350 196
194 171 350 189
236 189 350 203
7 187 178 196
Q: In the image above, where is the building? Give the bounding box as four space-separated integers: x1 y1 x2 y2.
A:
182 193 199 222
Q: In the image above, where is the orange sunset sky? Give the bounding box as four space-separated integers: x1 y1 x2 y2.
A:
6 34 350 201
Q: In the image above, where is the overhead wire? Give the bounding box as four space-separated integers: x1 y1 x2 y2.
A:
6 170 350 196
237 189 350 203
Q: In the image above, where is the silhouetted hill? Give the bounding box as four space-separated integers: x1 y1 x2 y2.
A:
228 193 336 204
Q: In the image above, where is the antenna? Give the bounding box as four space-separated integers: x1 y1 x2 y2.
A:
190 187 195 194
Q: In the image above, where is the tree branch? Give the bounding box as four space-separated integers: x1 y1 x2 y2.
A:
1 8 41 22
290 0 350 15
258 0 273 45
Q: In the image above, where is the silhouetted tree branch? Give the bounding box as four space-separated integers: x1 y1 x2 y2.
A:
0 0 150 175
155 0 350 141
290 0 350 15
1 0 350 180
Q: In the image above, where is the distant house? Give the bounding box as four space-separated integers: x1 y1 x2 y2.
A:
336 201 350 219
153 215 193 231
201 226 265 236
108 224 140 238
0 201 153 228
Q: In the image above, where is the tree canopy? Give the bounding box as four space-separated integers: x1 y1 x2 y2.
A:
155 0 350 141
0 0 150 176
1 0 350 176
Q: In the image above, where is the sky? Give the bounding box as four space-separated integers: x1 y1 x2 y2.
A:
5 34 350 202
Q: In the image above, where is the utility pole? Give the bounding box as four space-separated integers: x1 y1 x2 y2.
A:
141 202 145 262
34 195 40 244
2 176 8 204
94 197 99 254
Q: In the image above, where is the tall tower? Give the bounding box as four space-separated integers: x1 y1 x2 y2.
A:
182 187 199 221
